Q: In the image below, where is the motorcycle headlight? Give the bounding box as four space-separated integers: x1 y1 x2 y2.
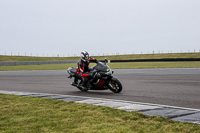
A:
105 69 112 75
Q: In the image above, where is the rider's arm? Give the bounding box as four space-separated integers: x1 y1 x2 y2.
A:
89 58 98 63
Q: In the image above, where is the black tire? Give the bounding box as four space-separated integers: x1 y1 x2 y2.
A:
109 77 122 93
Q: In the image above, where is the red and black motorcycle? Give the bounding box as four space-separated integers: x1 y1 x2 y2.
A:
67 59 122 93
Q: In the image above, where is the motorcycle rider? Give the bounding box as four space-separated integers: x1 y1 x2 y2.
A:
72 51 98 91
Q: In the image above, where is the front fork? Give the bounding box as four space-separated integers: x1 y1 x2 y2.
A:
106 76 114 89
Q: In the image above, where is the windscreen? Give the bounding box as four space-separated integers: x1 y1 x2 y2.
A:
94 62 110 72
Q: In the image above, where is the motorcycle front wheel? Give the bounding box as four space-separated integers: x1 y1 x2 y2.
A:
109 78 122 93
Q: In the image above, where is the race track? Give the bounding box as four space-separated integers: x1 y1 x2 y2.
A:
0 68 200 109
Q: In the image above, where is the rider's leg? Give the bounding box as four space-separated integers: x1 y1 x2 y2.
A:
82 72 94 89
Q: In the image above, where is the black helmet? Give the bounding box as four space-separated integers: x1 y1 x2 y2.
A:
80 51 90 62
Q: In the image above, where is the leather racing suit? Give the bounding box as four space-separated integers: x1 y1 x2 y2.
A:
77 58 98 88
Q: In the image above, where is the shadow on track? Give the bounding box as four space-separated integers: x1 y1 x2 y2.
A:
63 90 122 97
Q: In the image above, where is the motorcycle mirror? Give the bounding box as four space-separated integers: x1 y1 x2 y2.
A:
104 58 108 64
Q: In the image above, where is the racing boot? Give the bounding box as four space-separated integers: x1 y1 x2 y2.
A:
71 78 78 87
71 82 77 87
77 82 88 92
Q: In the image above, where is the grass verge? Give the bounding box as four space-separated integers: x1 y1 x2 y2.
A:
0 61 200 71
0 94 199 132
1 53 200 62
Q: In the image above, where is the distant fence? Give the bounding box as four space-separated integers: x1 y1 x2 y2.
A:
0 58 200 66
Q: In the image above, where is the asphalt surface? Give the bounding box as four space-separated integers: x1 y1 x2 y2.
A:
0 68 200 109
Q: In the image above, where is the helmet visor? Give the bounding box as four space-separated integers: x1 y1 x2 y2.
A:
85 55 90 61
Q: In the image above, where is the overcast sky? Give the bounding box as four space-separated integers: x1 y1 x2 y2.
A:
0 0 199 57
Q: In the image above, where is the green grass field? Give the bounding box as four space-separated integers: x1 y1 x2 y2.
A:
1 53 200 62
0 94 199 132
1 53 199 71
0 61 200 71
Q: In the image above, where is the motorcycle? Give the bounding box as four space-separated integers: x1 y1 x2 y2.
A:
67 59 122 93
